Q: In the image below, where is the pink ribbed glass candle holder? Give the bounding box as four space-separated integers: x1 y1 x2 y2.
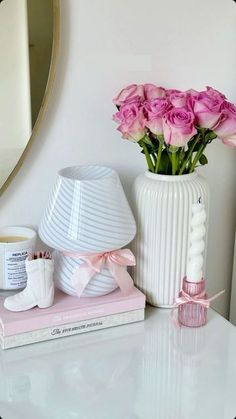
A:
178 278 208 327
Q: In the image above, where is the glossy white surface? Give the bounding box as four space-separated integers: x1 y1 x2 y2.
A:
0 307 236 418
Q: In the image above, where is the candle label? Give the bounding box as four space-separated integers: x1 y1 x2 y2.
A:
4 248 32 289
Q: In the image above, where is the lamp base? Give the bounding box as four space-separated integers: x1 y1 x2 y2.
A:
178 278 208 327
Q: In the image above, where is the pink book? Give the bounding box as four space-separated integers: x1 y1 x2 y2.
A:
0 287 146 337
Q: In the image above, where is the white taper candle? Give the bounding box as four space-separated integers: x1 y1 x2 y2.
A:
186 201 206 282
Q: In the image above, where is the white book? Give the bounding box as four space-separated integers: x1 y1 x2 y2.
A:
0 308 144 350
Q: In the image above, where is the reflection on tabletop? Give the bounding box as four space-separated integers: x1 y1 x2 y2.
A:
0 307 236 419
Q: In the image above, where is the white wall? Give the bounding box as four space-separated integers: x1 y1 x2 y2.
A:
0 0 235 317
230 235 236 324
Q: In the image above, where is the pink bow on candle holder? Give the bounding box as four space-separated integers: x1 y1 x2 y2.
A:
173 277 225 327
176 288 225 309
175 289 210 309
63 249 136 297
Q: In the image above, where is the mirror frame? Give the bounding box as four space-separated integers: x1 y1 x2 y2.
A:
0 0 60 196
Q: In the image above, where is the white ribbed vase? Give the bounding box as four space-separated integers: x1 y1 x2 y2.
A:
131 172 209 307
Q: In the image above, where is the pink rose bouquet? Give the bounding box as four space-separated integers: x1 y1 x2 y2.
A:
112 84 236 175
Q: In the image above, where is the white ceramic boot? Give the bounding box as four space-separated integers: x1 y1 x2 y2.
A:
4 252 54 312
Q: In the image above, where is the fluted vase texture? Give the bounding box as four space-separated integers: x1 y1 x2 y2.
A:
131 172 209 307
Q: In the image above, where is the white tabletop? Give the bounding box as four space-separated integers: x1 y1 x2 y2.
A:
0 306 236 419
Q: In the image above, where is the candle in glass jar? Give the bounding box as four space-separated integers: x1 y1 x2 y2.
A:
0 226 36 290
186 201 206 283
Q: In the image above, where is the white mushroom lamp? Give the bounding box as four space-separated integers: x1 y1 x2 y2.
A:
39 166 137 297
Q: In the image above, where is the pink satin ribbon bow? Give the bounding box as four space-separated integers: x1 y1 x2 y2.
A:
175 289 225 308
63 249 136 297
175 289 210 308
172 288 225 327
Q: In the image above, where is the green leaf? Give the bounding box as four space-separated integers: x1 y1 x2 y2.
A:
142 135 153 146
158 149 170 174
187 136 201 152
152 143 162 153
190 143 200 152
140 143 153 154
199 154 208 165
205 131 217 142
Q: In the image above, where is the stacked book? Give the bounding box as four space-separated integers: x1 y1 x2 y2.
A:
0 287 145 349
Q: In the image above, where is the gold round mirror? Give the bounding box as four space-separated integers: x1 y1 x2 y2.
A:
0 0 60 195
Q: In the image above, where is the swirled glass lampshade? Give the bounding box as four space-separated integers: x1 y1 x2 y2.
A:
39 165 136 253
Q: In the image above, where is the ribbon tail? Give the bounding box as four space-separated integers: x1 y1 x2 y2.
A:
208 289 225 303
107 262 134 296
72 264 96 297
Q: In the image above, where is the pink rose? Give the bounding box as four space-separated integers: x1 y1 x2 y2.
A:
189 90 224 128
221 135 236 147
144 84 166 100
166 89 182 96
144 98 172 135
212 102 236 147
206 86 226 100
163 107 197 147
169 92 187 108
213 109 236 139
113 84 144 106
222 101 236 118
185 89 199 96
113 102 146 142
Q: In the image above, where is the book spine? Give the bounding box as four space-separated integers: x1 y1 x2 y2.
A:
1 309 144 349
5 296 145 335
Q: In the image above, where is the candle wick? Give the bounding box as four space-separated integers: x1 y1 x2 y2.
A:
198 197 201 204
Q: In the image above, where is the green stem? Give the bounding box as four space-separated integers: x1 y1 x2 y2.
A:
179 134 200 175
152 153 157 165
176 151 180 173
170 152 177 175
179 147 185 167
189 142 208 173
154 141 163 173
139 140 155 172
